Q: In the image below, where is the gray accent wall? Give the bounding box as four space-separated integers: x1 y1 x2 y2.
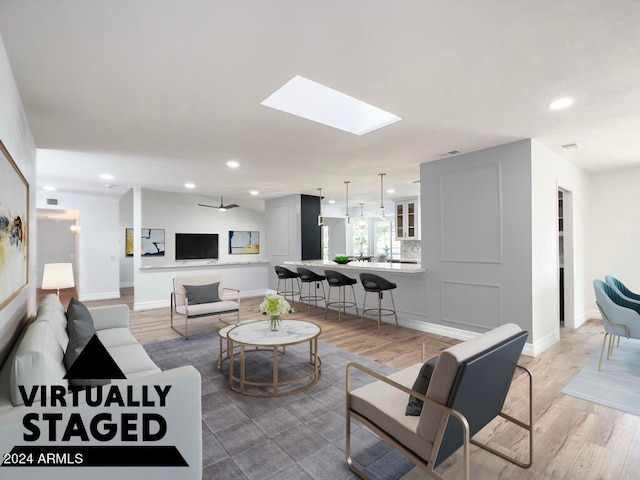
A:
421 140 533 336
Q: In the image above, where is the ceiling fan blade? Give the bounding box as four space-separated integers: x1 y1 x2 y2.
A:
198 196 240 210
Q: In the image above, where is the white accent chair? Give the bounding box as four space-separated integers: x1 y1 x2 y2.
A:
170 274 240 339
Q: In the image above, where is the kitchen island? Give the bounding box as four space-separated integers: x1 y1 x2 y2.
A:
284 259 424 274
283 259 427 328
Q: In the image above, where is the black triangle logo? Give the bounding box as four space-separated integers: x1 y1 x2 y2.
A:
64 334 127 380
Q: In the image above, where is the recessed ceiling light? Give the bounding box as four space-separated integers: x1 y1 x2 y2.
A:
185 183 196 189
226 160 240 168
43 185 56 191
328 199 336 204
386 189 395 194
261 75 401 135
560 142 581 150
100 173 114 180
548 97 574 110
250 190 259 196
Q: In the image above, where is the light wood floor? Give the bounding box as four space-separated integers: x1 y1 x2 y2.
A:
51 288 639 479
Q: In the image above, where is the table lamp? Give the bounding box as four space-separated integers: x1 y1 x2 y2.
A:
42 263 75 297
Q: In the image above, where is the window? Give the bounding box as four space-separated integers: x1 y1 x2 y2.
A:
322 225 329 260
374 220 400 258
352 218 370 256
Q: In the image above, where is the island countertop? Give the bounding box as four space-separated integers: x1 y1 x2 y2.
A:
284 259 425 274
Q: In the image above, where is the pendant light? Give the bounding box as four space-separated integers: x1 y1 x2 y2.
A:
344 181 351 224
317 187 324 226
378 173 386 219
357 202 368 229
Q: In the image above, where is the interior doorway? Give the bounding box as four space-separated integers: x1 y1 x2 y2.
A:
558 188 574 328
36 209 80 295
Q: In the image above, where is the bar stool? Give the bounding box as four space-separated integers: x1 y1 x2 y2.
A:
359 273 399 331
297 268 327 311
324 270 359 322
274 266 301 306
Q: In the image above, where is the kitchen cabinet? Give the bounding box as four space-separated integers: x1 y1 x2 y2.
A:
395 198 419 240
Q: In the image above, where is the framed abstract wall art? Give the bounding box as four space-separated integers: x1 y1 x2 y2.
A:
229 230 260 254
0 140 29 311
125 228 165 256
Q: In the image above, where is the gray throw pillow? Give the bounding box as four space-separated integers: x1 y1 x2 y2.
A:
65 298 110 387
405 356 438 416
184 282 220 304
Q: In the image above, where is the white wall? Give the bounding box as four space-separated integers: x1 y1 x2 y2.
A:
35 217 77 287
0 33 37 365
35 191 121 301
140 189 265 266
588 167 640 311
326 217 347 259
531 141 590 351
119 189 134 287
130 188 267 309
265 195 302 290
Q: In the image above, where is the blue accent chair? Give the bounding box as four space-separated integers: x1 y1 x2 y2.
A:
605 275 640 302
593 279 640 370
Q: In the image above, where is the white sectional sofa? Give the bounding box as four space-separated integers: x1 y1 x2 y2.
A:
0 294 202 479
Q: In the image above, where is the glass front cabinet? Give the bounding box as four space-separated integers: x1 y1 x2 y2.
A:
395 198 419 240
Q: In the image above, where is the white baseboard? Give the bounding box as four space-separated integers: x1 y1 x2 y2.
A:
398 317 540 357
399 317 477 342
238 289 270 299
119 281 134 288
133 300 168 311
79 291 121 302
576 309 600 327
134 289 270 311
528 330 559 357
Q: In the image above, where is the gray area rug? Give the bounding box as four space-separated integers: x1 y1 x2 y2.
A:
144 331 415 480
562 337 640 416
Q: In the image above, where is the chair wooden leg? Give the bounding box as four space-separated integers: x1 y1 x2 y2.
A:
360 291 368 327
598 332 609 370
320 281 327 309
389 290 399 327
351 285 359 317
325 286 331 319
608 334 615 359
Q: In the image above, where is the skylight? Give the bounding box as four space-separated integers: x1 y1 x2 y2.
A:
261 75 401 135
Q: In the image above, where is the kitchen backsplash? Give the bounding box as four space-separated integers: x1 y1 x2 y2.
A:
400 240 421 260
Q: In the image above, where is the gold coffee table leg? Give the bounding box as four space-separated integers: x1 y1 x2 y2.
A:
273 346 279 395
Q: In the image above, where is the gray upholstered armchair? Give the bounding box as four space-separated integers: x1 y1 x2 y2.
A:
593 279 640 370
346 323 533 480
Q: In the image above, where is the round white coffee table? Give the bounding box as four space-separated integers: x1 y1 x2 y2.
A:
227 319 322 397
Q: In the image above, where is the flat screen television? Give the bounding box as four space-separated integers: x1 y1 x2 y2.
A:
175 233 219 260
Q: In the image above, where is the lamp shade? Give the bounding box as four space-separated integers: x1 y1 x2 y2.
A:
42 263 75 291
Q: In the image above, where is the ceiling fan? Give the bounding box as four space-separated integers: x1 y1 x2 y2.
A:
198 196 239 211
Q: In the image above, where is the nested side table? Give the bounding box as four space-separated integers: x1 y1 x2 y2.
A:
227 320 322 397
